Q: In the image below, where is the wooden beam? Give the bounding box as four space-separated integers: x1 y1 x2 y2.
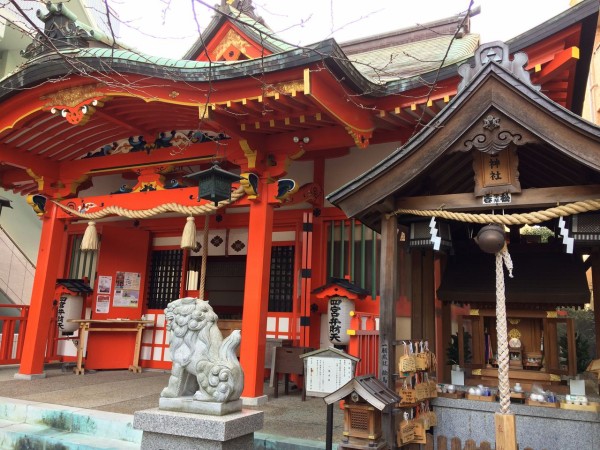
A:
0 144 60 180
592 252 600 359
379 212 398 389
304 68 374 135
422 249 435 345
395 185 600 212
379 212 397 448
533 46 579 85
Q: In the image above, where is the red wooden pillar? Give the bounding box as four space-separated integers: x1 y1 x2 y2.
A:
240 179 274 398
17 202 66 378
299 211 313 348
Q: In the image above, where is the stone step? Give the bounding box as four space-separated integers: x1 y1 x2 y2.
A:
0 397 141 449
0 420 140 449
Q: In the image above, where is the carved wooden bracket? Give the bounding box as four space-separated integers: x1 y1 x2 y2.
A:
346 127 371 149
451 112 539 197
42 85 108 125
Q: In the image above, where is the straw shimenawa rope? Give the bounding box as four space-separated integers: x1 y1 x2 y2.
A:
387 198 600 224
53 186 246 219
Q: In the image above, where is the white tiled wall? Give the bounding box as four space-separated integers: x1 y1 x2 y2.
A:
0 228 35 305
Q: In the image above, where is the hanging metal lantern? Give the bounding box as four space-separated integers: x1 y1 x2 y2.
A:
185 162 241 206
475 223 506 253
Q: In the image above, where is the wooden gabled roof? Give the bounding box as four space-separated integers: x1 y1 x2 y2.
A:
183 0 294 61
323 375 400 411
327 39 600 230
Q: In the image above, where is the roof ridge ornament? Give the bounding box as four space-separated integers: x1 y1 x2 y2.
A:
21 2 91 59
457 41 540 92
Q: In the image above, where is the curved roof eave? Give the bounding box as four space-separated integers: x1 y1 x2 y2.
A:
326 60 600 212
0 38 455 103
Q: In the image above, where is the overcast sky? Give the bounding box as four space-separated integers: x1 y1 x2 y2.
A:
108 0 573 58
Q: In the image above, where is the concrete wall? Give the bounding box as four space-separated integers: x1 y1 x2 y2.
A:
0 227 35 305
0 189 41 263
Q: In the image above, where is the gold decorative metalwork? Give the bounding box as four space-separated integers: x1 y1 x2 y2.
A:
41 85 105 108
41 85 108 125
469 309 480 316
213 29 249 60
240 140 257 169
549 374 561 382
508 328 521 340
472 369 482 375
546 311 558 318
169 91 179 98
346 127 370 149
265 80 305 96
508 318 521 325
25 168 44 191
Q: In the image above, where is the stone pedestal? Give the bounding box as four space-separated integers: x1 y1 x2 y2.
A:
134 408 264 450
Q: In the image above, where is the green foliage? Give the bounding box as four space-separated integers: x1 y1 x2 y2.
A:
558 307 596 373
446 330 472 365
520 225 554 243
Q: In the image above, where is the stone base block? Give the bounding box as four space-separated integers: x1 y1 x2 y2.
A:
241 395 268 407
134 407 263 450
13 372 46 380
140 431 254 450
159 397 242 416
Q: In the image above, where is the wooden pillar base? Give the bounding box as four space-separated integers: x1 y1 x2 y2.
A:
495 412 517 450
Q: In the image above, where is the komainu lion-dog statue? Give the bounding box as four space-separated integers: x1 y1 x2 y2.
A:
160 297 243 403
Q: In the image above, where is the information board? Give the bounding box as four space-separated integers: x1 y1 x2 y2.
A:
305 356 353 397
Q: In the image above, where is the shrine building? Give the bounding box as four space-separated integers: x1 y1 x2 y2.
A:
0 0 598 402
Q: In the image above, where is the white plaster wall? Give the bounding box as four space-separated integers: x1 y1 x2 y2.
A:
323 142 400 206
78 173 129 197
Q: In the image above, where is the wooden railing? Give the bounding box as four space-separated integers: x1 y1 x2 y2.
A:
0 304 60 365
0 305 28 364
347 311 379 377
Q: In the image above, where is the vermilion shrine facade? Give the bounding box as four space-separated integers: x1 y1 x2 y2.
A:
0 1 597 399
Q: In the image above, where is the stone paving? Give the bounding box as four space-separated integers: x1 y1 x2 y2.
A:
0 364 344 445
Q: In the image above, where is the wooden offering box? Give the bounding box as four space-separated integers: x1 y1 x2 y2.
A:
465 394 495 402
526 399 559 408
509 392 526 403
439 391 465 399
560 402 600 412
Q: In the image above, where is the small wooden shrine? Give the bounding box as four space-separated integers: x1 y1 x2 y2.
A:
328 18 600 396
324 375 400 450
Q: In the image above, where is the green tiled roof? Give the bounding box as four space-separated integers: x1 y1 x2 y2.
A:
74 47 217 69
348 33 480 83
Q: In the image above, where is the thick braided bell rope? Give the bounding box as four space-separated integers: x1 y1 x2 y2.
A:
387 198 600 224
199 215 209 300
53 186 246 219
496 245 514 415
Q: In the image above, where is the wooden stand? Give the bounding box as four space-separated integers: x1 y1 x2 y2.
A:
508 345 522 370
272 346 312 401
69 319 153 375
494 413 517 450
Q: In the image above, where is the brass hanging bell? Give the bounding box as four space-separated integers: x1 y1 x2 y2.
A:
475 224 506 253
